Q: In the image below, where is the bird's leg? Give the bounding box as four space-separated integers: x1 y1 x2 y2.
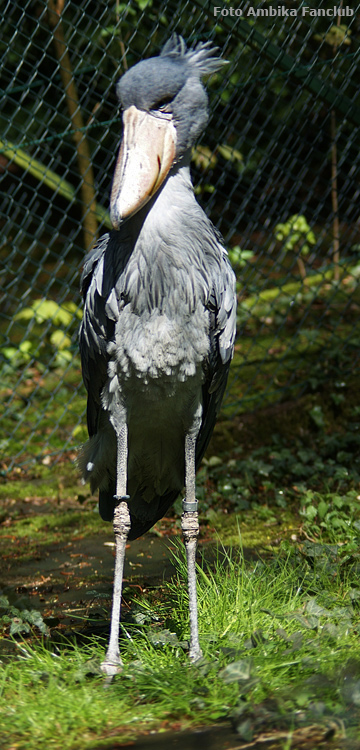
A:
101 421 130 680
182 406 203 663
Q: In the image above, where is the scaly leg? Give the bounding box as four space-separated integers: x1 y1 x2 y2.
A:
101 422 131 680
181 406 203 662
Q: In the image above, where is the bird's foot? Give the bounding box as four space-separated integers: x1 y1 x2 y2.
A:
189 645 203 663
100 655 123 684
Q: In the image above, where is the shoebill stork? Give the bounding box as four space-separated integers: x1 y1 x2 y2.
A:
78 35 237 679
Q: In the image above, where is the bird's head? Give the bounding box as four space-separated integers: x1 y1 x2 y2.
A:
110 35 225 229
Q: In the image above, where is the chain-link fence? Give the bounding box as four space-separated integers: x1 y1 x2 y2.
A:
1 0 359 471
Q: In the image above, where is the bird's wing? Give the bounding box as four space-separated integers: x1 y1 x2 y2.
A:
79 231 131 436
196 250 237 467
79 235 112 436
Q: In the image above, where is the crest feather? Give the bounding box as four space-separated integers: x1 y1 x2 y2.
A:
160 34 226 76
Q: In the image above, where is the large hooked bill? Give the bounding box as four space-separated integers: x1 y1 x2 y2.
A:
110 105 177 228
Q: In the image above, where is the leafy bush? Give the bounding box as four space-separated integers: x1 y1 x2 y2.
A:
0 595 49 636
1 299 82 370
228 245 255 270
300 489 360 547
274 214 317 278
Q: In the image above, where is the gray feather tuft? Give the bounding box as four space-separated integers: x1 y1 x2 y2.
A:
161 34 227 76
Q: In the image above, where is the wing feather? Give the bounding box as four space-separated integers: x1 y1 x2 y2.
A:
79 231 130 436
196 251 236 466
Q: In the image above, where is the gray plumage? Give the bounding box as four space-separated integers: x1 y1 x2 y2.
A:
78 35 236 542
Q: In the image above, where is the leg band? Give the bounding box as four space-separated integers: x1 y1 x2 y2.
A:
183 499 198 512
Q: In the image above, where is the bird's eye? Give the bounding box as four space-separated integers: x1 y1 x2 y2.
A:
154 97 172 113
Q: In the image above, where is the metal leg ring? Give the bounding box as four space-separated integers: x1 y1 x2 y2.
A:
182 499 198 512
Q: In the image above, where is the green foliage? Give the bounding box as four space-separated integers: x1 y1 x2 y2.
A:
199 420 360 516
14 299 81 328
228 245 255 270
274 214 316 257
308 404 326 429
1 341 34 368
314 24 352 47
0 596 49 637
300 489 360 548
217 143 244 172
1 299 82 370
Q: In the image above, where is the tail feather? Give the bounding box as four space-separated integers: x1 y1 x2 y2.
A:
77 430 116 495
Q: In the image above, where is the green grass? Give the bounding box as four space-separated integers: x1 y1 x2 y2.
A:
1 509 103 542
1 544 360 749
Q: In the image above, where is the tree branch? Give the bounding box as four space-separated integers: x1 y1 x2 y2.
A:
47 0 98 250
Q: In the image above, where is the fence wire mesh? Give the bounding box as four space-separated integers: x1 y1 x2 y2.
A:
1 0 359 471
